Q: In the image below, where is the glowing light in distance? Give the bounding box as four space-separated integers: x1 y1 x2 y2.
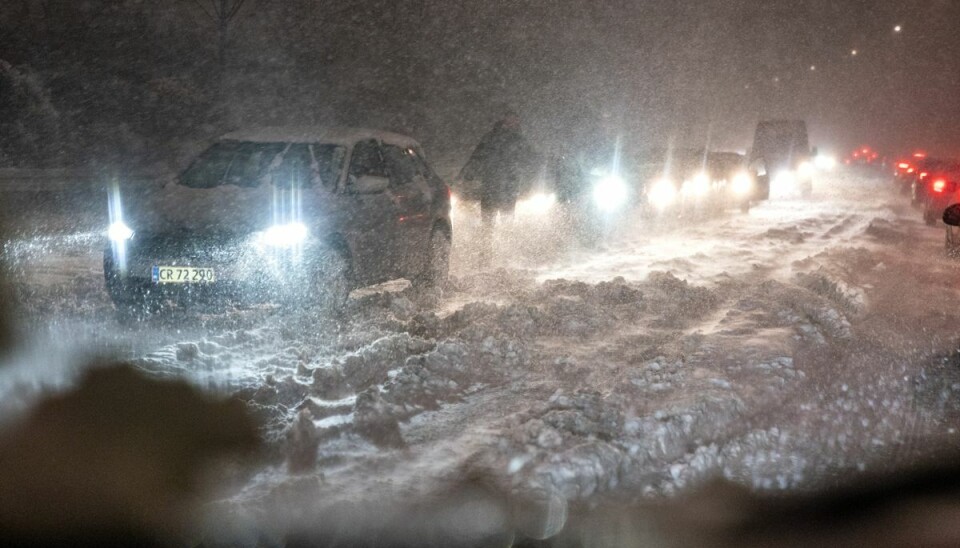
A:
933 179 947 193
798 161 815 177
731 172 753 194
516 192 557 216
648 178 677 210
774 170 796 187
814 155 837 171
592 174 629 212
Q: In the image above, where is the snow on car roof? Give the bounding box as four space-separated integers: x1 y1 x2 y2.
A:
219 127 421 148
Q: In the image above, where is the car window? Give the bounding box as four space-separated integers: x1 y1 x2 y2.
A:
382 145 420 186
348 139 387 179
179 141 286 188
266 144 346 191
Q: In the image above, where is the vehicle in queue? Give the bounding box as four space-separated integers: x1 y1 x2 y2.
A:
706 151 756 213
103 127 452 318
920 165 960 226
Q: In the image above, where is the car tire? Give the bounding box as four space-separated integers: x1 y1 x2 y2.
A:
414 228 451 289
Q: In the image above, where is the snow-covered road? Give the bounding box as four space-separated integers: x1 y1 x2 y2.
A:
4 169 960 543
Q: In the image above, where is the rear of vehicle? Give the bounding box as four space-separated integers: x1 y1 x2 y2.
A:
103 128 451 318
910 159 956 209
921 166 960 226
750 120 813 198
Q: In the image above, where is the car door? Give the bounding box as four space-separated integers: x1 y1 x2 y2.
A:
382 144 434 275
342 139 400 284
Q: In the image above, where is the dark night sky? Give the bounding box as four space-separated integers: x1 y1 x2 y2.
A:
453 0 960 158
3 0 959 165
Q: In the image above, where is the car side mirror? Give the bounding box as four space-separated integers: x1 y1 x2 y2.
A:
351 175 389 194
943 204 960 226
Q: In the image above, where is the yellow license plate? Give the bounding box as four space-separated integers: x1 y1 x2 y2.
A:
152 266 216 284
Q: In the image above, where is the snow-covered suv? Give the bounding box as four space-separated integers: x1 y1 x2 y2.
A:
103 127 452 316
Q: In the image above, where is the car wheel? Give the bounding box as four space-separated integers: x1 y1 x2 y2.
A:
415 228 451 289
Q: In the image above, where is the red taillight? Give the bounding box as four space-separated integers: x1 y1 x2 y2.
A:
907 168 915 173
920 172 929 179
897 162 910 169
933 179 947 193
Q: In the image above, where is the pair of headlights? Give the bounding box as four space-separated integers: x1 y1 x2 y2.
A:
106 221 310 248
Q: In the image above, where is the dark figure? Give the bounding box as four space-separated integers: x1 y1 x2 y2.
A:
550 151 586 205
460 111 537 265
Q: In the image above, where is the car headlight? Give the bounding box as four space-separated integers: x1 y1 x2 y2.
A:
648 178 677 210
256 222 309 248
798 161 814 177
516 192 557 216
731 172 753 195
107 221 134 242
592 174 629 212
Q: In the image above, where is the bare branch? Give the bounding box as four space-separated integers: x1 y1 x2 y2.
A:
184 0 215 22
226 0 248 21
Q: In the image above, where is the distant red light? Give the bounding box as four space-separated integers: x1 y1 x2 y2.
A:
897 162 910 169
933 179 947 193
920 172 929 179
907 168 915 173
861 147 870 154
913 152 927 159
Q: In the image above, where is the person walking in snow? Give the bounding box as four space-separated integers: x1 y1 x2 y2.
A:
459 110 538 266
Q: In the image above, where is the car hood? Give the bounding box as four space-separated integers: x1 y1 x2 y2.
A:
126 182 292 236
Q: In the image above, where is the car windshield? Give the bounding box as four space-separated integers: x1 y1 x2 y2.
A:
179 141 345 189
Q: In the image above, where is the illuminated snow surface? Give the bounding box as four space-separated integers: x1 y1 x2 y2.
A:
4 170 960 541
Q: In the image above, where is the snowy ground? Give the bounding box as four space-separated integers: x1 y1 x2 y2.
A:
3 169 960 543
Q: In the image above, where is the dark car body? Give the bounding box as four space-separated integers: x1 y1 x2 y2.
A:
910 158 958 209
103 127 452 314
919 165 960 225
630 147 708 214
